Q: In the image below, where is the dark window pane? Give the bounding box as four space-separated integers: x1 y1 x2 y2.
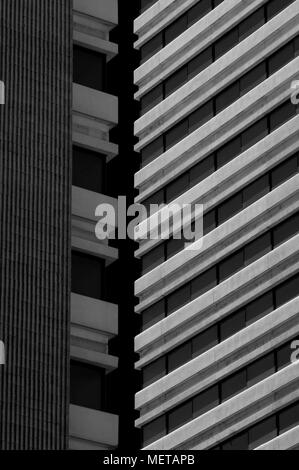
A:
167 284 191 315
221 369 247 401
214 27 238 59
219 250 244 283
218 192 243 225
241 117 268 151
166 237 185 259
141 84 163 114
222 433 248 450
165 119 188 150
70 360 104 411
188 0 212 27
141 136 164 166
165 15 188 45
72 251 104 300
74 46 105 91
246 291 274 326
193 385 219 418
143 357 167 387
276 341 293 371
244 232 271 267
203 210 217 235
73 146 106 193
215 81 240 114
142 244 165 274
166 173 189 203
275 274 299 308
143 416 166 446
271 154 298 189
248 416 277 449
270 101 297 132
188 47 213 80
144 189 165 211
240 62 267 97
168 342 192 372
191 267 217 300
279 402 299 434
267 0 295 21
142 300 166 330
220 309 246 341
217 136 241 168
238 7 265 42
188 100 214 134
214 0 225 6
243 174 270 208
190 154 215 187
140 33 163 63
273 213 299 247
268 41 294 76
165 67 188 98
247 353 275 387
192 325 219 358
168 401 192 432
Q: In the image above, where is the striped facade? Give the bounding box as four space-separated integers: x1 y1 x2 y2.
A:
0 0 72 449
134 0 299 450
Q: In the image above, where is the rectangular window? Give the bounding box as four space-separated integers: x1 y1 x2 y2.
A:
143 416 166 447
276 341 293 371
188 100 214 134
166 237 185 260
168 342 192 373
240 62 267 97
142 244 165 274
140 33 163 63
72 251 104 300
188 47 213 80
275 274 299 308
141 84 163 115
268 41 294 76
70 360 105 411
193 385 219 418
221 369 247 401
273 213 299 248
141 137 164 166
217 136 241 168
238 7 265 42
278 402 299 434
246 291 274 325
187 0 212 27
73 146 106 194
270 101 297 132
243 174 270 208
219 250 244 283
142 300 166 330
168 401 192 433
192 325 219 358
214 27 238 60
248 416 277 450
266 0 295 21
244 232 271 267
217 192 243 225
140 0 158 14
215 82 240 114
222 433 248 450
74 46 106 92
165 66 188 98
220 310 246 341
271 154 298 189
167 284 191 315
166 173 189 203
189 154 215 187
165 15 188 45
203 209 217 235
247 353 275 387
165 119 188 151
241 118 268 151
191 267 217 300
143 357 167 387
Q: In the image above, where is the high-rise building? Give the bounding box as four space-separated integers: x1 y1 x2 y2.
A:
0 0 138 451
134 0 299 450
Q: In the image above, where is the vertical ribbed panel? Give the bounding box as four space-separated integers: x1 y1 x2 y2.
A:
0 0 72 449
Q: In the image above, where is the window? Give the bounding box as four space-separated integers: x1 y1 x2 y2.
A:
241 118 268 151
73 146 106 193
74 46 105 91
214 28 238 60
188 0 212 27
220 310 246 341
140 33 163 63
141 137 164 166
142 300 165 330
168 342 192 373
188 47 213 80
165 15 187 45
240 62 267 97
191 267 217 300
221 369 247 402
216 82 240 114
243 174 270 208
275 274 299 308
268 41 295 75
165 67 188 98
266 0 295 20
238 7 265 42
192 325 219 358
246 291 274 325
222 433 248 450
248 416 277 449
270 101 297 132
167 284 191 315
140 0 158 14
271 154 298 189
166 237 185 260
193 385 219 418
279 402 299 434
219 250 244 283
218 193 243 225
188 101 213 134
70 360 105 411
244 232 271 266
277 341 293 371
273 213 299 247
166 173 189 203
247 353 275 387
143 416 166 447
165 119 188 150
189 154 215 187
168 401 192 433
142 244 164 274
143 357 166 387
141 84 163 115
217 136 241 168
72 251 104 300
203 210 217 235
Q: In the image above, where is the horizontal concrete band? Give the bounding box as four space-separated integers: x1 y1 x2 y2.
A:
136 298 299 425
136 175 299 305
136 118 299 253
143 363 299 449
135 235 299 366
135 58 298 199
135 0 268 95
135 4 299 142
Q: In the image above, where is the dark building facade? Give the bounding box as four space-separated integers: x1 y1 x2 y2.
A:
0 0 72 449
